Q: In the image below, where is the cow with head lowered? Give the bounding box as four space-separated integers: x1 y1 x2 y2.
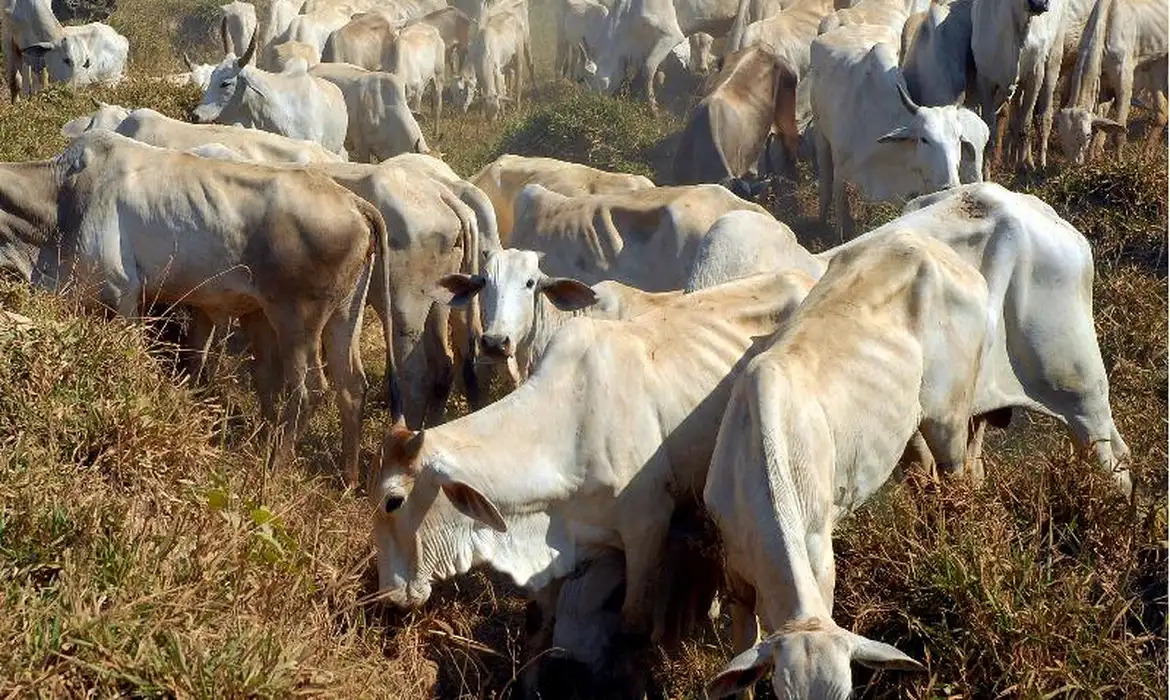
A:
193 32 349 156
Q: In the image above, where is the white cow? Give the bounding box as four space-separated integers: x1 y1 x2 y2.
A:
220 1 258 56
263 6 350 67
178 53 217 89
1056 0 1168 163
703 231 988 699
583 0 742 110
454 0 535 119
470 154 656 243
2 0 64 100
728 0 833 79
970 0 1053 171
817 0 928 35
193 34 350 156
264 40 322 71
371 269 816 649
60 100 130 137
684 210 823 291
386 21 447 131
810 24 971 237
683 183 1134 495
557 0 609 79
899 0 973 106
310 62 429 161
38 22 129 87
259 0 306 57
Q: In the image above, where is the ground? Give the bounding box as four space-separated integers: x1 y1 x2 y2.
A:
0 0 1165 697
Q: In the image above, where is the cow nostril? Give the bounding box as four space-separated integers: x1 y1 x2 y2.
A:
479 334 512 355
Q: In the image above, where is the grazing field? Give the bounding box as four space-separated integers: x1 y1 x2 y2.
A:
0 0 1166 697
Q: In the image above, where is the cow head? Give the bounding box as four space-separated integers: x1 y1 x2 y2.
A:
371 422 508 609
876 82 963 195
439 249 598 363
1055 107 1124 165
191 30 260 124
60 100 130 138
705 619 923 699
1025 0 1049 15
183 52 216 90
38 34 92 86
452 68 477 113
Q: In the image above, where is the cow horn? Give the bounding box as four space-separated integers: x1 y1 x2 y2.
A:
182 51 195 71
237 29 257 68
896 80 919 115
220 16 230 55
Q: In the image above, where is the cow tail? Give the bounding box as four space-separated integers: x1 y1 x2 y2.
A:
362 196 403 424
1068 0 1114 109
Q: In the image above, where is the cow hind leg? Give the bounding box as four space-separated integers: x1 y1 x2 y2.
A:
421 301 455 427
1064 404 1133 496
815 132 833 227
240 311 282 438
270 309 329 468
324 269 371 486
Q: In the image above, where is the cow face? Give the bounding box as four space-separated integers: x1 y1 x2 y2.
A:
192 31 259 124
371 423 507 609
1055 107 1124 165
60 101 130 138
705 620 923 700
439 249 598 363
877 93 964 197
40 34 92 85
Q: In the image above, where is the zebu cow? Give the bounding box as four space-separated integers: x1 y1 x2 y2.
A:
259 0 305 58
371 270 816 655
818 0 927 35
470 154 655 243
386 21 446 131
2 0 64 101
557 0 609 79
263 6 350 69
683 183 1133 495
703 232 988 698
454 0 536 119
220 1 258 56
60 101 131 137
1057 0 1168 163
673 45 800 186
193 34 350 156
0 131 397 482
320 9 399 69
39 22 129 87
265 40 321 71
310 62 429 161
684 210 823 291
900 0 974 107
729 0 833 79
409 6 474 72
810 24 973 237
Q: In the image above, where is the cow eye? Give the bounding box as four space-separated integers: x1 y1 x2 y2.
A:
919 137 929 144
383 494 405 513
525 279 535 289
63 57 72 66
220 79 233 88
83 58 90 68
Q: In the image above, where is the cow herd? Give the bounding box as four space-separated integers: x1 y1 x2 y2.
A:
0 0 1159 695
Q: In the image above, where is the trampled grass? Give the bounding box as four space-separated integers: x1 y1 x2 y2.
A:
0 1 1165 697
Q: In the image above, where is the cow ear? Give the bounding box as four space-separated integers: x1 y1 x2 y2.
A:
24 41 53 58
538 277 598 311
438 273 485 307
849 634 925 671
1090 117 1126 134
705 638 777 698
439 479 507 532
877 126 916 143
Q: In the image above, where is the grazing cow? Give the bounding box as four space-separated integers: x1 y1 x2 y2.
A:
970 0 1052 171
510 183 767 293
220 1 258 56
703 232 987 699
727 0 833 79
726 0 803 53
470 154 655 243
0 131 397 482
810 24 971 237
265 40 322 71
582 0 742 111
371 270 816 652
193 34 350 156
310 62 429 161
2 0 65 101
439 247 676 379
259 0 305 57
454 0 536 119
319 10 398 69
683 183 1134 494
1056 0 1168 162
557 0 609 79
38 22 129 87
673 45 800 187
386 21 446 132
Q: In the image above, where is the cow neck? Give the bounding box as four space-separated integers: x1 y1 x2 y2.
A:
0 160 61 249
524 291 578 366
419 366 585 589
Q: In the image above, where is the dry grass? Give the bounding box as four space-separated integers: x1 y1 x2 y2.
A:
0 1 1165 697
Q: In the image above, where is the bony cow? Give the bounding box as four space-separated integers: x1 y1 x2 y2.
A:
703 231 990 699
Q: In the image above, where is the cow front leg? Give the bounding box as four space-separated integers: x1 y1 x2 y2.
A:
521 580 564 699
640 37 680 112
323 265 371 486
618 493 673 639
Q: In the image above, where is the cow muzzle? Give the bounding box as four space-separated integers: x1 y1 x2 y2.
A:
478 333 513 361
1026 0 1049 14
